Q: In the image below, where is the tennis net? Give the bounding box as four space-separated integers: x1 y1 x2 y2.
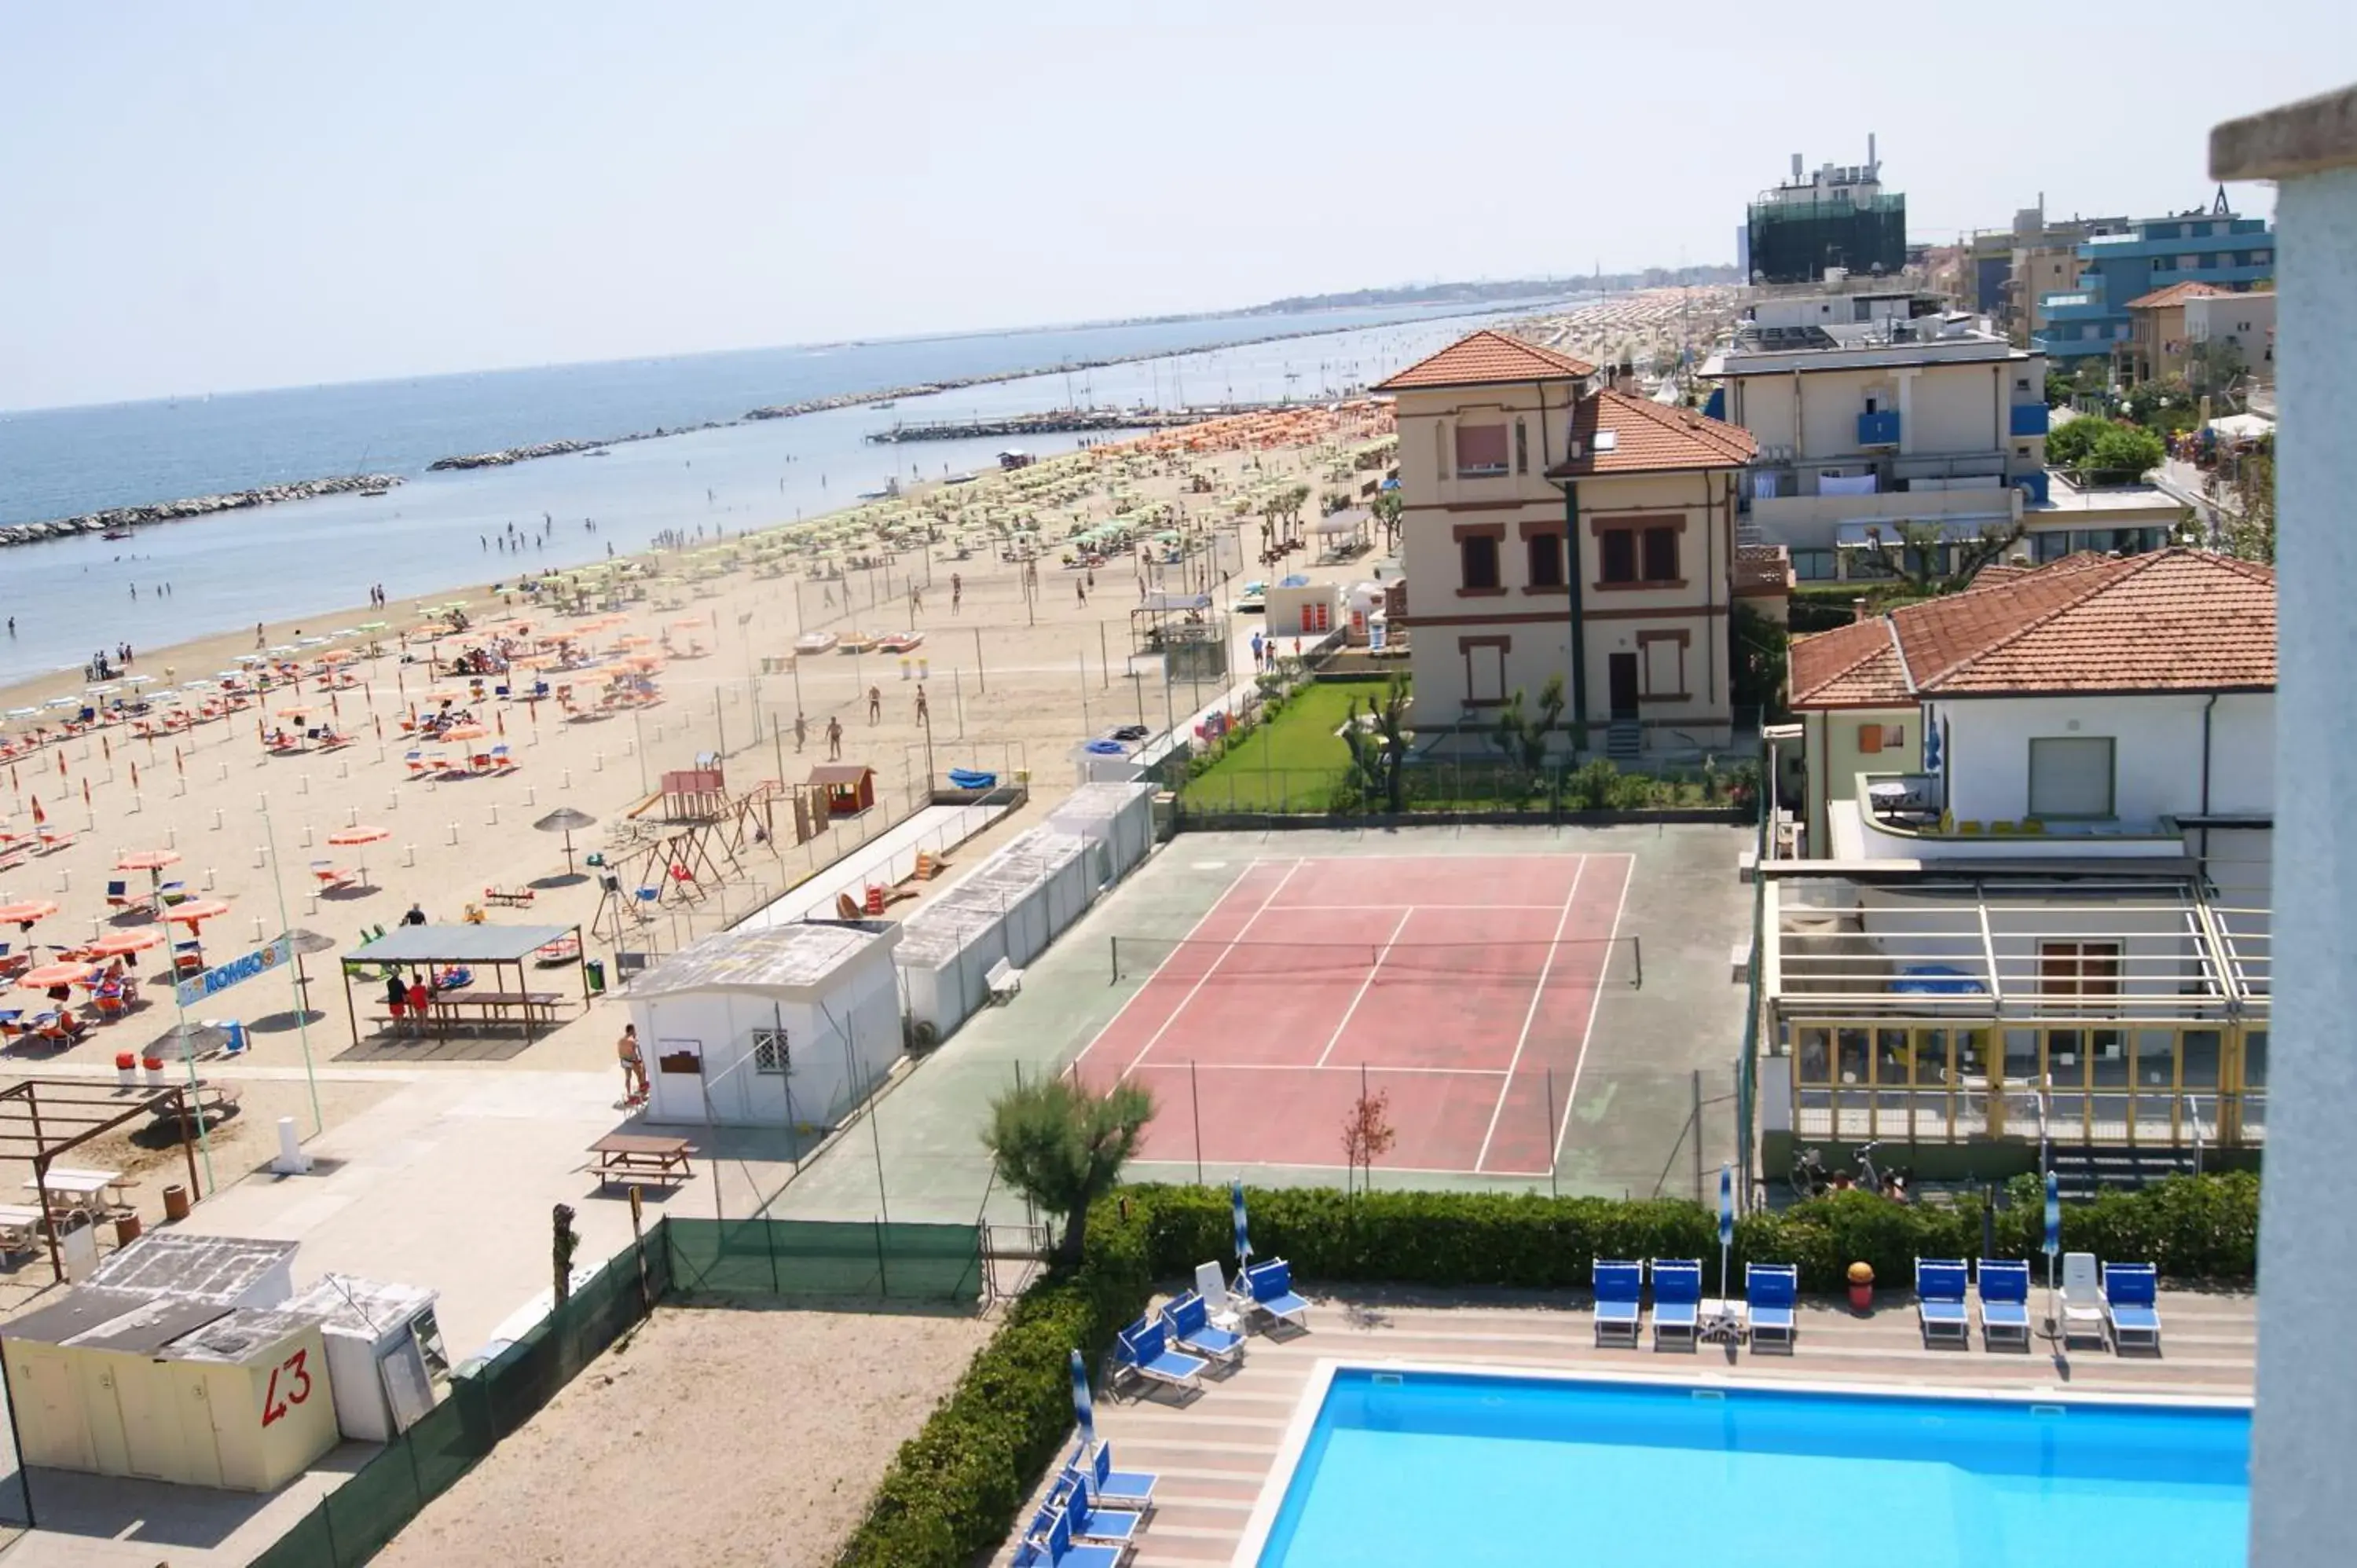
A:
1109 932 1641 987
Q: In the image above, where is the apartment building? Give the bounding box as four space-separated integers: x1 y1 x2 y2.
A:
1700 297 2048 583
1375 331 1757 753
2034 198 2275 368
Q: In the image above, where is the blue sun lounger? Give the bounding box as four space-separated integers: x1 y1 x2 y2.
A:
1242 1258 1310 1331
2102 1262 2163 1353
1746 1262 1799 1352
1916 1258 1971 1346
1114 1317 1208 1395
1651 1259 1702 1350
1016 1506 1124 1568
1059 1471 1141 1548
1086 1440 1158 1513
1162 1289 1244 1363
1593 1259 1644 1346
1976 1259 2032 1350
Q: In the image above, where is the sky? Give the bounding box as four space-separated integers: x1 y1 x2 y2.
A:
0 1 2342 411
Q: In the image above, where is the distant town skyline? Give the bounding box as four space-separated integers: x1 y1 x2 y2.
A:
0 0 2330 410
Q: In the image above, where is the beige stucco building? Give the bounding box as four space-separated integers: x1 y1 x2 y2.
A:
1376 331 1756 753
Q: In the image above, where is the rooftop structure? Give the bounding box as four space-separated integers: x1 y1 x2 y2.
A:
1745 139 1906 285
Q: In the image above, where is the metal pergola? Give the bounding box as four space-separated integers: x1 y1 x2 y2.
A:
0 1079 205 1284
338 921 590 1047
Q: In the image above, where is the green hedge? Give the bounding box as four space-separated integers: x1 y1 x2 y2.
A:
834 1255 1149 1568
830 1174 2256 1566
1102 1176 2259 1295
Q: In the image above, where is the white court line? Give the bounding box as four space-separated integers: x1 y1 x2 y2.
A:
1065 859 1288 1079
1553 854 1638 1168
1116 859 1307 1082
1264 903 1567 913
1128 1062 1511 1077
1311 907 1415 1068
1472 856 1588 1171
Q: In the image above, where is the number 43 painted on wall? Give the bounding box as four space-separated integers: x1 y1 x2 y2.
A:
262 1347 313 1427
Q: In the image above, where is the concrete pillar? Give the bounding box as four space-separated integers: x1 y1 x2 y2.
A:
2212 83 2357 1568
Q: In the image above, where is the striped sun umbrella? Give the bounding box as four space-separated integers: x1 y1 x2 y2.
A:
1230 1178 1252 1269
1069 1348 1094 1455
1718 1163 1736 1302
2044 1168 2064 1337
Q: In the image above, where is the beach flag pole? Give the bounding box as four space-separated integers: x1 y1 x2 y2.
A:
258 797 325 1135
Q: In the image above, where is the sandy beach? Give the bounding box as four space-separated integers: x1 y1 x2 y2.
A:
0 403 1396 1236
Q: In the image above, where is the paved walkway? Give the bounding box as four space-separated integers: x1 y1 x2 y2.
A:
1015 1284 2256 1566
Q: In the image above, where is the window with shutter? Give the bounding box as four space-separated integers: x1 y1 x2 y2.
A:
2028 736 2115 819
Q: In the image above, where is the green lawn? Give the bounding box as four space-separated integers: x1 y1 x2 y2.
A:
1180 680 1365 811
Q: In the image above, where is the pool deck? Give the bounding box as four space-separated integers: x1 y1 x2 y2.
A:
1008 1282 2256 1566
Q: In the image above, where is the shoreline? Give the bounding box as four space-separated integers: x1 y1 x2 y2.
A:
4 300 1545 537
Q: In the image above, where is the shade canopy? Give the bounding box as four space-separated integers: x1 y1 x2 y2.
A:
116 851 181 872
283 928 338 956
346 923 574 966
533 808 596 833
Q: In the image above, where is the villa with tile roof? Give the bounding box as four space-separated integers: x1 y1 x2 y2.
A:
1374 330 1760 753
1758 548 2277 1168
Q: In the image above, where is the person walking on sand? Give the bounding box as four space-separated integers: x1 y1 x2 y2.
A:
827 715 844 759
617 1024 647 1103
867 685 882 724
1076 579 1087 607
794 712 808 753
915 685 929 727
255 623 266 649
951 573 962 614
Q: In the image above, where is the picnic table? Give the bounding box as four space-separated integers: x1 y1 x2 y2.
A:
25 1166 128 1219
588 1134 696 1189
433 991 563 1028
147 1079 243 1130
0 1203 47 1255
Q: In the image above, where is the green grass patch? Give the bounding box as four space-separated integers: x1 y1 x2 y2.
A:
1181 680 1362 811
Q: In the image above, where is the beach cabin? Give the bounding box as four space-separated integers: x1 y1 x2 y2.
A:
807 763 878 819
1265 579 1341 642
625 921 903 1130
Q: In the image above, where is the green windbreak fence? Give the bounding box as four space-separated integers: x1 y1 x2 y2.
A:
246 1215 975 1568
665 1216 983 1302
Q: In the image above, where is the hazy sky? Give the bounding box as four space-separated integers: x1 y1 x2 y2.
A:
0 2 2339 410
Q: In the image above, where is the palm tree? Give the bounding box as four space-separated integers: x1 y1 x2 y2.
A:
981 1075 1156 1263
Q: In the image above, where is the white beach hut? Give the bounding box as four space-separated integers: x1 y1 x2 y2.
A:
626 921 903 1130
1048 782 1155 883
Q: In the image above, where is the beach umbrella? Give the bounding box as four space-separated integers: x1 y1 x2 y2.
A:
164 899 231 928
28 797 45 827
1230 1178 1252 1269
20 961 95 989
445 723 487 742
80 779 90 810
1069 1348 1095 1456
90 927 167 958
2044 1167 2062 1332
116 849 181 875
327 825 389 884
1717 1163 1736 1306
533 807 596 875
276 927 338 1013
0 899 60 925
129 762 140 789
149 1020 232 1059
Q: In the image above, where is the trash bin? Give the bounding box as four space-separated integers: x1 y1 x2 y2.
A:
163 1184 192 1223
115 1213 144 1247
585 958 606 995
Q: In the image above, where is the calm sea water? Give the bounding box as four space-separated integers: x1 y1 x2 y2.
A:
0 302 1551 682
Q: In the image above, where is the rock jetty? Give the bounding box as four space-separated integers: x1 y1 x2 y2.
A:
866 405 1275 443
0 474 404 551
745 386 946 421
427 421 729 471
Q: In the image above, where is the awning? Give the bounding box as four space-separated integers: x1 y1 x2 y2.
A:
345 924 574 965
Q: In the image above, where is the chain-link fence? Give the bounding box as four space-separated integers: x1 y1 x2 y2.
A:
245 1213 977 1568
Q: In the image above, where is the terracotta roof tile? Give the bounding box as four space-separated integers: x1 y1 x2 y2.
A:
1788 550 2276 707
1544 390 1757 477
1372 329 1596 390
2124 280 2235 310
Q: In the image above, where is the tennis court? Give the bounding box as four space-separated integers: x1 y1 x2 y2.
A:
1071 853 1637 1178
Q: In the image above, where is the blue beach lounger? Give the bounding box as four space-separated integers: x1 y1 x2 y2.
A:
1746 1262 1799 1352
1976 1260 2033 1350
1242 1258 1310 1331
1651 1259 1702 1350
1114 1317 1208 1395
1161 1289 1244 1363
1088 1441 1158 1513
1035 1506 1124 1568
1915 1258 1971 1346
2102 1262 2163 1353
1064 1472 1142 1548
1593 1259 1644 1346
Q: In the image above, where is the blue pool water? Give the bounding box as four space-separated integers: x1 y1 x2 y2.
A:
1258 1369 2249 1568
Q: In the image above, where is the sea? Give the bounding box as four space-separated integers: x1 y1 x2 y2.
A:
0 301 1567 683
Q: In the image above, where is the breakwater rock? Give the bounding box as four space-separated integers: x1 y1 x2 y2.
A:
0 474 405 550
745 386 946 420
427 421 731 471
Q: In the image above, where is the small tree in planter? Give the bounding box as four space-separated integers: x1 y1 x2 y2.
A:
1339 1083 1397 1199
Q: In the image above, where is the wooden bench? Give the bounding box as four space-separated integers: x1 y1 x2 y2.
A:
483 885 537 907
589 1134 696 1189
985 958 1024 1004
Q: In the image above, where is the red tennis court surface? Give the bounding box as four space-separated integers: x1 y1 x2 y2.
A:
1072 853 1634 1178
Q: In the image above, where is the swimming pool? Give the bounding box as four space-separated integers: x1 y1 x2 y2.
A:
1244 1365 2249 1568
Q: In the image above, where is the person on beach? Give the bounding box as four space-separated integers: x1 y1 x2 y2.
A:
386 971 410 1035
406 973 432 1031
794 712 808 753
827 716 844 759
255 623 266 648
915 686 929 727
1076 580 1087 607
951 573 962 614
867 685 882 724
401 902 427 926
618 1024 647 1102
